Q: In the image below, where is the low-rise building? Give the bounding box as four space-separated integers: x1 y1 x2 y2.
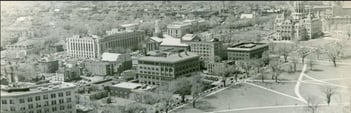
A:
0 82 77 113
137 51 200 85
227 42 269 61
84 52 132 76
38 57 59 73
109 82 143 99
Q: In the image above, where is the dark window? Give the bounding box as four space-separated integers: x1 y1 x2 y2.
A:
66 91 71 96
1 100 7 104
28 97 33 102
58 92 64 97
43 95 48 100
35 96 41 101
51 93 56 98
66 98 71 103
51 100 57 105
28 104 34 109
19 99 25 103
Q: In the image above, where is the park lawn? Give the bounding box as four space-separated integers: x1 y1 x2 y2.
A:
300 82 350 105
252 63 303 81
251 82 297 99
304 64 351 84
214 105 346 113
174 84 304 113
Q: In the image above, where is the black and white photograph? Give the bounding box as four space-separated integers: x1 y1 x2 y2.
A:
1 1 351 113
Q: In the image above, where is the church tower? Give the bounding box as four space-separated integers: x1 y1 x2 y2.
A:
292 1 304 21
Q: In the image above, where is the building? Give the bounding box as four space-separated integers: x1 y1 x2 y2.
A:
84 52 132 76
227 42 269 61
273 1 323 41
206 61 235 75
39 73 65 82
38 57 59 73
66 35 101 59
166 19 208 38
181 34 223 62
0 82 76 113
109 82 143 99
66 30 145 59
240 13 256 19
137 51 200 85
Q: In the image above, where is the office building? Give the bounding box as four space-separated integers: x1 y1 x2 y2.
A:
1 82 76 113
227 42 269 61
137 51 200 85
66 30 145 59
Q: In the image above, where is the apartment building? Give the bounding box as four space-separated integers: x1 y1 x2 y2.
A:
137 51 200 85
227 42 269 61
1 82 76 113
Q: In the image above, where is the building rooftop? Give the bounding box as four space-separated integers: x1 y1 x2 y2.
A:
111 82 142 89
227 42 268 51
1 82 76 97
150 36 163 43
240 14 254 19
139 51 199 63
182 34 197 41
101 52 121 62
160 34 189 47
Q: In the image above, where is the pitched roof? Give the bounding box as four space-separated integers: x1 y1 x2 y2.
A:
160 34 189 47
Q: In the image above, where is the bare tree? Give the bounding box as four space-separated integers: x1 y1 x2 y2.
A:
298 47 311 64
305 97 320 113
308 57 316 71
291 56 298 72
325 41 343 67
191 74 204 108
269 59 282 83
322 86 337 105
278 44 291 62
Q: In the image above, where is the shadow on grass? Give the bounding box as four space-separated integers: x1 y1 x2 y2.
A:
195 100 216 112
311 69 323 72
204 95 218 100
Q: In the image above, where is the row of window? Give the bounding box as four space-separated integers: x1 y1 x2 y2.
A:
2 91 71 104
4 103 73 112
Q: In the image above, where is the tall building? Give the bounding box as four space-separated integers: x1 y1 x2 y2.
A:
137 50 200 85
1 82 77 113
66 30 145 59
227 42 269 61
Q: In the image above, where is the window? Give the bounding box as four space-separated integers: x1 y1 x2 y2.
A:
67 98 71 103
44 101 49 106
52 107 57 112
66 91 71 96
35 96 41 101
20 107 25 110
60 105 65 110
51 93 56 98
67 104 72 109
59 99 64 104
10 106 15 111
58 92 64 97
51 100 57 105
1 100 7 104
28 97 33 102
44 108 50 113
36 103 41 108
37 109 42 113
19 99 25 103
29 111 34 113
9 99 14 104
28 104 34 109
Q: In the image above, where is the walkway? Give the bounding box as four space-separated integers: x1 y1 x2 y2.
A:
294 64 307 104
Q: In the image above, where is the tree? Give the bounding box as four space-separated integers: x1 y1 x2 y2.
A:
106 97 112 104
325 41 343 67
278 44 291 62
239 60 253 78
155 81 177 113
322 86 337 105
269 59 282 83
298 47 311 64
191 74 204 108
308 56 316 71
219 65 232 87
122 102 148 113
305 97 319 113
173 78 191 103
291 56 298 72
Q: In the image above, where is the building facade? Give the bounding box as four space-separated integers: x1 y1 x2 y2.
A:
137 51 200 85
1 82 76 113
84 53 132 76
167 19 208 38
66 30 145 59
227 42 269 61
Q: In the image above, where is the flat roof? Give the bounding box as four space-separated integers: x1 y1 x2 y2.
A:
111 82 142 89
1 82 76 97
138 51 199 63
160 34 189 47
101 52 121 62
227 42 268 51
